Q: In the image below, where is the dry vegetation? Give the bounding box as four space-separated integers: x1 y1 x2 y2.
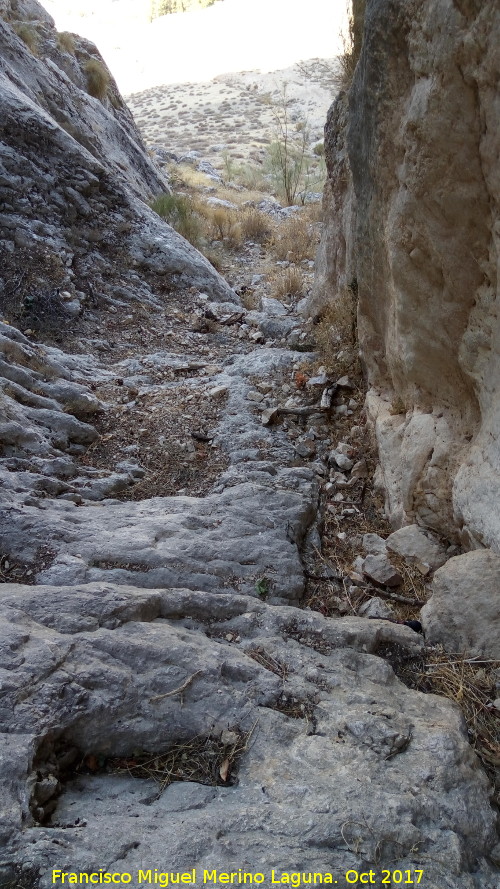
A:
240 208 271 243
271 266 304 300
271 213 318 262
85 58 110 101
57 31 75 54
101 727 252 794
417 652 500 791
13 23 39 54
313 285 359 375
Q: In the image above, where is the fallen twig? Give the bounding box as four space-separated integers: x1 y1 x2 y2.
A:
366 586 421 606
276 405 330 417
149 670 202 703
304 570 342 583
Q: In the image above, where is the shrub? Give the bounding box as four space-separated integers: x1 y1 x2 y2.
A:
57 31 75 54
313 141 325 156
150 192 202 247
151 0 221 21
240 209 271 243
272 266 304 300
272 214 316 262
264 84 310 205
150 192 209 249
221 151 236 183
85 58 110 101
331 1 365 92
234 162 267 192
14 23 39 54
296 2 364 94
206 206 242 248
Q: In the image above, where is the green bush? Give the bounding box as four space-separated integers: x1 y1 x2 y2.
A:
85 58 110 101
263 84 310 205
150 192 202 246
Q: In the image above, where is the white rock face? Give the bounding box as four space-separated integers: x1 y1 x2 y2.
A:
421 549 500 658
310 0 500 550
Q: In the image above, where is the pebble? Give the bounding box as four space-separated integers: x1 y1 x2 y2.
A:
247 390 265 402
261 407 279 426
295 440 316 458
332 453 354 471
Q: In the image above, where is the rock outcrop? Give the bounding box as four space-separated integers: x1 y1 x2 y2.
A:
311 0 500 552
0 0 234 321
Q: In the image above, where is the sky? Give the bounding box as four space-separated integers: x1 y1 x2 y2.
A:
44 0 348 93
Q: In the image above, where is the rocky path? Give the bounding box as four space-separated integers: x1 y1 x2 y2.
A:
1 264 498 886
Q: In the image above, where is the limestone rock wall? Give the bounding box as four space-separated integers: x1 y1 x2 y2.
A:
312 0 499 549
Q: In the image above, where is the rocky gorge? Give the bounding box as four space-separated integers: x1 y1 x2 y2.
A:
0 1 498 887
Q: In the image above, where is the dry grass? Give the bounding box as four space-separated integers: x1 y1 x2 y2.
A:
416 650 500 802
175 164 218 190
206 206 242 247
247 647 289 680
14 23 39 54
272 214 317 262
233 161 268 192
85 58 110 101
313 287 359 375
216 185 273 207
104 728 252 795
150 191 203 247
240 208 271 243
271 266 304 300
57 31 75 54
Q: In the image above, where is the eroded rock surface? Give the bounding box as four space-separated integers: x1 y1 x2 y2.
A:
0 0 234 324
0 582 497 888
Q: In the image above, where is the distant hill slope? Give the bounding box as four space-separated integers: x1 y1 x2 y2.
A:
151 0 224 18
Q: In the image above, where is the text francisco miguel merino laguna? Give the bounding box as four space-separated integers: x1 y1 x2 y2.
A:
51 871 356 886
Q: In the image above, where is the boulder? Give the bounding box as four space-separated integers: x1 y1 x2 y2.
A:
362 532 388 555
358 596 395 619
421 549 500 657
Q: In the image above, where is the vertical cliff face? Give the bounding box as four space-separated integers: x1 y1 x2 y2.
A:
312 0 499 549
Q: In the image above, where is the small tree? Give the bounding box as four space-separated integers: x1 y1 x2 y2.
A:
265 83 309 206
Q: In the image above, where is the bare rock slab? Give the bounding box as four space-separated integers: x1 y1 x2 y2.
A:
0 583 496 887
421 549 500 657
